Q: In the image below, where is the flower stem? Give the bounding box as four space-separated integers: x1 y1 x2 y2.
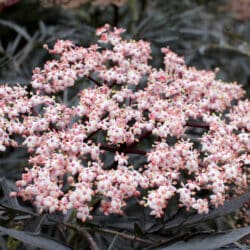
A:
185 121 209 129
64 223 154 245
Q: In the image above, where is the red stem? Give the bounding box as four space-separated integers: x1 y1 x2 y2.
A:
100 144 146 155
185 121 209 129
86 76 102 86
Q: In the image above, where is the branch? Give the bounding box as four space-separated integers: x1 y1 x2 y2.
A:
185 121 209 129
100 144 146 155
94 227 153 245
64 223 154 246
100 144 117 153
59 222 98 250
84 128 101 143
86 76 102 87
78 228 99 250
124 148 147 155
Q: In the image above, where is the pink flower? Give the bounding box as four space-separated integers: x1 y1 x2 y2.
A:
0 25 247 222
192 199 209 214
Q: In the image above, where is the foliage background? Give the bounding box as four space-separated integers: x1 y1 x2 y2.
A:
0 0 249 249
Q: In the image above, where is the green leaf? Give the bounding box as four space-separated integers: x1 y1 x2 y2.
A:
0 226 70 250
155 226 250 250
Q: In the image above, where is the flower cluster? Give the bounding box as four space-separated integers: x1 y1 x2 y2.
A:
2 25 249 222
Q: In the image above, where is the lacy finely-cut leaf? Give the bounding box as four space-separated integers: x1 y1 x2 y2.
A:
156 226 250 250
0 226 70 250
